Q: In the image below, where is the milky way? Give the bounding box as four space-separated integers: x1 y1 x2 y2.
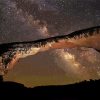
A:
0 0 100 86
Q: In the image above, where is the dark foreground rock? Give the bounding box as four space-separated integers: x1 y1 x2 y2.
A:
0 79 100 100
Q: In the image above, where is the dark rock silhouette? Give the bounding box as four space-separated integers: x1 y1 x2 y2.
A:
0 75 3 82
0 79 100 99
0 26 100 76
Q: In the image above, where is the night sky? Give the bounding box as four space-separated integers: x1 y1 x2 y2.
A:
0 0 100 87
